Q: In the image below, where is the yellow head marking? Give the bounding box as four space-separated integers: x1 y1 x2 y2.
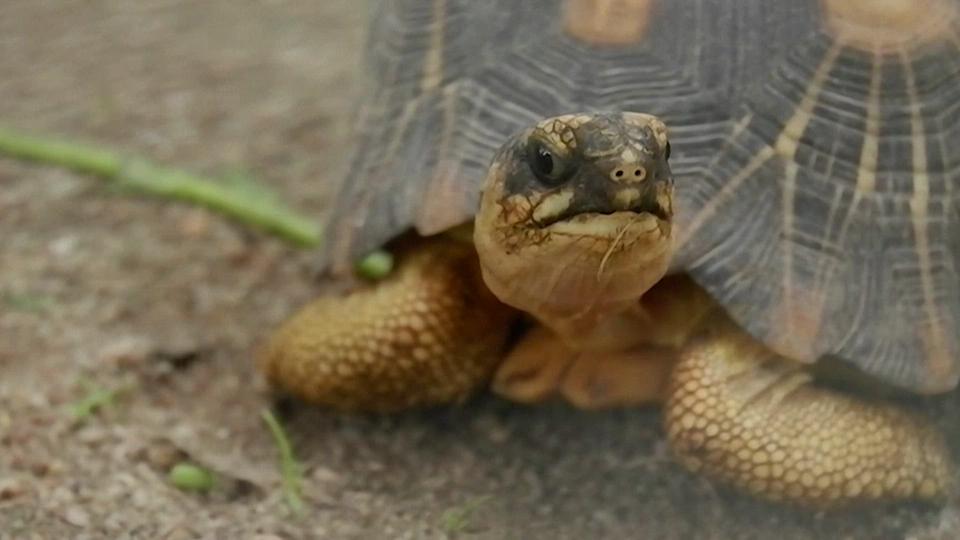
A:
532 190 576 224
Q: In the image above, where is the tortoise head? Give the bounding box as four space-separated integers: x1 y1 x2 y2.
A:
474 112 674 325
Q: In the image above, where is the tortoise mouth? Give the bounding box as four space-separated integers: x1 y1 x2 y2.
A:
544 208 670 241
538 197 671 229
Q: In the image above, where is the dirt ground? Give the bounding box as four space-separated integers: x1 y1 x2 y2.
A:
2 1 960 539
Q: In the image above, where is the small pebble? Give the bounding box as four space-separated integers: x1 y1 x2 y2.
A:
131 487 152 509
63 505 91 528
0 477 27 500
49 235 78 257
76 425 111 445
98 335 153 368
29 460 52 477
144 439 183 470
162 525 198 540
51 485 73 504
177 209 211 238
310 465 344 485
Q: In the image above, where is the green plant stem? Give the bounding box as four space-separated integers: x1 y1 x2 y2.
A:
67 387 120 421
261 409 305 515
0 126 322 247
0 127 121 177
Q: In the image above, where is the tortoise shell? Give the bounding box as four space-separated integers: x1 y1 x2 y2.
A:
323 0 960 394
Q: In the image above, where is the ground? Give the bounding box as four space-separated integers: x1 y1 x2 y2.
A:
1 1 959 539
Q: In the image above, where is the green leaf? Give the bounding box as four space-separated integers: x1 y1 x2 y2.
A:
355 249 394 280
168 463 216 492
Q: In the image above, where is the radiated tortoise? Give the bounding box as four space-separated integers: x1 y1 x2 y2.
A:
258 0 960 508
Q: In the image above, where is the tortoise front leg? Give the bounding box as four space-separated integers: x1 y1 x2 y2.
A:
665 317 954 507
490 324 676 408
258 238 517 413
491 275 715 408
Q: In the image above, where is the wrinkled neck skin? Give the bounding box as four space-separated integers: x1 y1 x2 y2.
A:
474 183 673 350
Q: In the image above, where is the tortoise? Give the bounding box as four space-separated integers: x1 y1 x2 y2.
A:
258 0 960 508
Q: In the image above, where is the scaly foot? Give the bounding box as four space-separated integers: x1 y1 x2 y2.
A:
258 238 517 412
665 316 954 507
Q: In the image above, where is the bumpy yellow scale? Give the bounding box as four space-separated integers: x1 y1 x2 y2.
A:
259 239 515 412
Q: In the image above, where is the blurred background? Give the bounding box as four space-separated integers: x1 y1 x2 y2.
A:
1 1 958 538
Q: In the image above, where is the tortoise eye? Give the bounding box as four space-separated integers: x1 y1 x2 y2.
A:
664 142 671 161
534 146 554 175
527 139 573 186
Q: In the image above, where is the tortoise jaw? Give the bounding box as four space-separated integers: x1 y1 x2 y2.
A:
543 200 671 227
476 188 673 325
545 209 669 240
534 188 673 230
631 200 672 222
475 202 674 330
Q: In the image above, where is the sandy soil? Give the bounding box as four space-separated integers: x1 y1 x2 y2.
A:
2 1 959 538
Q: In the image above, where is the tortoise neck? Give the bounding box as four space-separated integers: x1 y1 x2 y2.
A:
475 229 672 342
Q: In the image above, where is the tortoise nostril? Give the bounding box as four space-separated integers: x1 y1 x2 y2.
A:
612 167 647 181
